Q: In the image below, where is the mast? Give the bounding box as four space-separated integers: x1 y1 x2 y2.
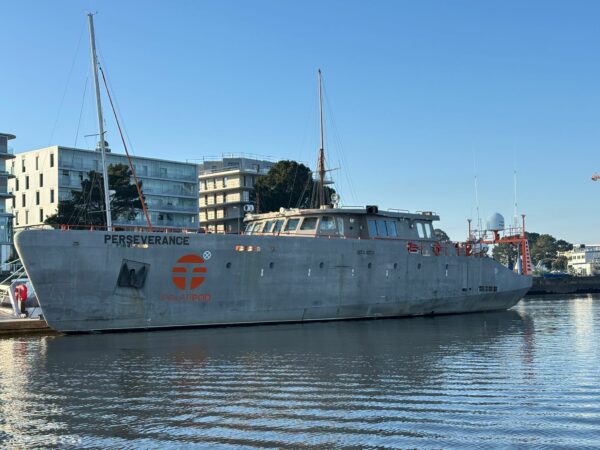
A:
318 69 326 207
87 13 112 230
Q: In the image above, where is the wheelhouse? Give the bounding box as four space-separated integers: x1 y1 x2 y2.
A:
243 206 439 241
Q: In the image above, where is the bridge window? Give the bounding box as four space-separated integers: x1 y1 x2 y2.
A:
386 221 398 237
300 217 318 230
417 223 425 238
377 220 387 236
368 219 378 236
263 220 275 233
319 216 336 231
426 223 433 238
244 222 256 235
272 219 284 233
284 218 300 231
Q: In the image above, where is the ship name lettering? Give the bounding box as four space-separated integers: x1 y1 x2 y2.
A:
104 234 190 246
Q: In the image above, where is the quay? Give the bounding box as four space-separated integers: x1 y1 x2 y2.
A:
526 275 600 296
0 307 53 335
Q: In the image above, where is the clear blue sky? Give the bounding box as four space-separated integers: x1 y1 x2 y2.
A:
2 0 600 243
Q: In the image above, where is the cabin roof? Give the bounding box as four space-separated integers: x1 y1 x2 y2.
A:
244 207 439 222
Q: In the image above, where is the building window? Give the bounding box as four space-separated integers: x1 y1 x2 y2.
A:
25 176 29 189
39 173 43 187
21 159 25 173
223 176 228 187
50 189 55 203
35 156 39 170
25 210 28 225
243 175 247 187
223 193 227 203
21 194 25 207
15 212 18 226
12 197 15 208
39 208 43 222
50 153 54 167
15 179 19 191
36 192 40 205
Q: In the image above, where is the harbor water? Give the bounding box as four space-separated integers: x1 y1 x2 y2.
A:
1 296 599 449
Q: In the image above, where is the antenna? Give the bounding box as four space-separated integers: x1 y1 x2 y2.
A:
472 150 482 231
87 13 112 230
317 69 326 207
513 169 518 228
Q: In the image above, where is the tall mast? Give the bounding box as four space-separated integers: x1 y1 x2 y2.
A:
318 69 325 207
87 13 112 230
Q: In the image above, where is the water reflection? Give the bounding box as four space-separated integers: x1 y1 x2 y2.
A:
1 299 599 449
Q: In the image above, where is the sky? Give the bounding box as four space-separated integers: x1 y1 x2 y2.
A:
2 0 600 243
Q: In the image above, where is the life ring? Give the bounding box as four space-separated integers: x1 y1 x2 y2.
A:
433 242 442 256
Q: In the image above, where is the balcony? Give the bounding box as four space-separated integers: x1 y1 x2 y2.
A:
146 204 199 214
0 170 15 179
142 187 197 199
0 147 15 160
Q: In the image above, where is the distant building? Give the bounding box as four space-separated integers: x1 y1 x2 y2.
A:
198 155 275 233
8 145 199 230
0 133 16 270
559 244 600 276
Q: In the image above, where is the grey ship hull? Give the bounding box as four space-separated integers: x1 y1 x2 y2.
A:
15 230 532 333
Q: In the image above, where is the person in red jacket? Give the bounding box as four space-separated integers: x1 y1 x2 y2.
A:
15 284 28 317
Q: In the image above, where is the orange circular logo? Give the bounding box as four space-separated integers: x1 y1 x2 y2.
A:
172 254 207 290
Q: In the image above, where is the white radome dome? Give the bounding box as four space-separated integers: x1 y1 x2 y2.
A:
487 213 505 232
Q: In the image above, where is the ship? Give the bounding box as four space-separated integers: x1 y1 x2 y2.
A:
14 14 532 333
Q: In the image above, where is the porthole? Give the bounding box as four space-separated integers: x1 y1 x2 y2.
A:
226 262 231 269
368 262 372 269
319 262 324 269
418 263 422 270
393 263 398 269
269 262 274 269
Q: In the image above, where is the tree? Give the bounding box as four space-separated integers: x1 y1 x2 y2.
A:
492 242 518 268
552 256 568 271
45 163 144 227
434 229 450 241
529 234 557 267
252 160 336 213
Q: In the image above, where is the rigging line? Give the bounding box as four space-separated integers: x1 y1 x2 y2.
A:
99 65 153 230
322 83 359 205
74 76 89 147
48 22 86 146
286 162 300 209
97 47 137 157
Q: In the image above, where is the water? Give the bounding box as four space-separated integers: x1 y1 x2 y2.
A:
1 296 599 449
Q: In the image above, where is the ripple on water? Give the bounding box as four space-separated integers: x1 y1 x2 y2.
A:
1 298 599 448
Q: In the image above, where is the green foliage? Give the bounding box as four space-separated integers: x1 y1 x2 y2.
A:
552 256 568 271
434 228 450 241
251 160 336 213
45 163 143 227
491 231 572 272
492 242 518 267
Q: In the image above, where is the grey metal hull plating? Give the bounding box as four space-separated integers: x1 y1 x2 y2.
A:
15 230 532 333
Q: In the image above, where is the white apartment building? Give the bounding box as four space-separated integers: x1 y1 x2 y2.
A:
8 145 199 230
198 155 275 233
559 244 600 276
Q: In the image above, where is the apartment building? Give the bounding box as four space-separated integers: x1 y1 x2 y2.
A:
0 133 16 269
559 244 600 276
198 155 275 233
9 145 199 230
